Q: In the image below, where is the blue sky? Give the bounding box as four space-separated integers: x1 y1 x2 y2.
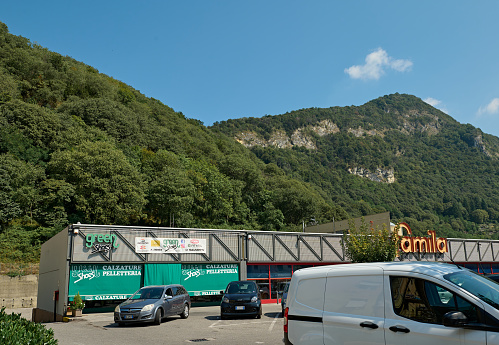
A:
3 1 499 136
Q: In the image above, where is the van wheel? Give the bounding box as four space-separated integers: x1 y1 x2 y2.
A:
180 304 190 319
154 309 162 325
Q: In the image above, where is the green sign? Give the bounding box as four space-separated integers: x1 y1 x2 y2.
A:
69 264 142 301
181 264 239 296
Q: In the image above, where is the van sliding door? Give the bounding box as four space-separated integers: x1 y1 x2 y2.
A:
323 267 385 345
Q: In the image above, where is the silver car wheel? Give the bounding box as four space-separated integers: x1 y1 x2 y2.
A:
180 304 189 319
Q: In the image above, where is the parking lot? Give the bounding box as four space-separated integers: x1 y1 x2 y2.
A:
46 303 284 345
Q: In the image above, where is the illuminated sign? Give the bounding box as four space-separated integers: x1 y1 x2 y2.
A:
399 222 448 254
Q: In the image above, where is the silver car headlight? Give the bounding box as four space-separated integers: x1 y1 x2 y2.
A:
141 304 154 312
251 296 258 303
114 305 120 313
222 296 229 303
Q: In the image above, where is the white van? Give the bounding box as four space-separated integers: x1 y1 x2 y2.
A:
283 261 499 345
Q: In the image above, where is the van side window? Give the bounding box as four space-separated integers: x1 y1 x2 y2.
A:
390 276 479 324
324 274 384 318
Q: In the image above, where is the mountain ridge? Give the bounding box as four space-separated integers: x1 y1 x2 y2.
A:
1 21 499 265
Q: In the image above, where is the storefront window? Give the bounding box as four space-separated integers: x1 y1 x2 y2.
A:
256 282 270 299
493 264 499 274
270 265 291 278
464 264 478 272
271 279 290 299
481 264 492 274
248 263 335 301
248 265 269 279
293 265 312 272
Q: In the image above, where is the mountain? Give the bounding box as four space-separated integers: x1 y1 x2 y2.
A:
211 93 499 238
0 21 498 265
0 20 331 265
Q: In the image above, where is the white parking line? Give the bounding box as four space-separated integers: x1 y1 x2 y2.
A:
209 319 222 328
268 312 281 332
210 320 274 328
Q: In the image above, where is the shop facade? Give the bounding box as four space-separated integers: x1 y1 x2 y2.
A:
35 223 499 321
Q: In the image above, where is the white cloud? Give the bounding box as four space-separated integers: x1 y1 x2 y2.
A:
477 98 499 116
423 97 449 114
345 48 413 80
423 97 441 107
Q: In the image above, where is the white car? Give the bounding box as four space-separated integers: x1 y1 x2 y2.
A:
284 261 499 345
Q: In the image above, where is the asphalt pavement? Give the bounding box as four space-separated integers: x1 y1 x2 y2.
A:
31 303 284 345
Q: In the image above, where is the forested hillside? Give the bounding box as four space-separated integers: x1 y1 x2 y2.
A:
1 21 499 268
212 93 499 239
0 22 334 265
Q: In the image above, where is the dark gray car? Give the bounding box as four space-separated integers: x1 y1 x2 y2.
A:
220 281 262 319
114 285 191 326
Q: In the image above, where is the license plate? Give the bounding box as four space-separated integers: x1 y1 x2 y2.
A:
124 315 134 319
235 306 245 311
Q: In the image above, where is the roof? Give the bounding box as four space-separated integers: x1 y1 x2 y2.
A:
294 261 463 277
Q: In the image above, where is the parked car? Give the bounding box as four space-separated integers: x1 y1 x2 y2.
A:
114 285 190 326
280 282 290 315
220 280 262 319
284 262 499 345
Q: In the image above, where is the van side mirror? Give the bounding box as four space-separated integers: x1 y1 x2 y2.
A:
165 294 173 300
443 311 468 327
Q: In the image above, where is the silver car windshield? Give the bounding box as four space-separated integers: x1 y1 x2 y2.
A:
129 287 164 300
444 270 499 309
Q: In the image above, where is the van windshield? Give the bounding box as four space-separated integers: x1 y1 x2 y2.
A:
444 270 499 309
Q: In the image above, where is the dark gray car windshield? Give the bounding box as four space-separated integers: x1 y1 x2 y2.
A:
130 287 164 300
227 283 257 294
444 270 499 309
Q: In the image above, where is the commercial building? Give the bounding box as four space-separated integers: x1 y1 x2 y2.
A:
35 222 499 322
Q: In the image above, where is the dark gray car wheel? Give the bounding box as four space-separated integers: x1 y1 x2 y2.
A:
256 307 262 319
154 308 162 325
180 304 190 319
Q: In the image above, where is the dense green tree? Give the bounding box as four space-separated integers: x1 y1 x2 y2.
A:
148 169 196 227
47 141 146 224
471 209 489 224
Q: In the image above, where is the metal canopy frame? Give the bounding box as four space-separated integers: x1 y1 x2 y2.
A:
69 224 499 265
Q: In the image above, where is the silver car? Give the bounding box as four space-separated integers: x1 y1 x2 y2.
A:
114 285 191 326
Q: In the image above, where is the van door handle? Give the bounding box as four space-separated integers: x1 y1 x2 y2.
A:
389 325 410 333
360 321 379 329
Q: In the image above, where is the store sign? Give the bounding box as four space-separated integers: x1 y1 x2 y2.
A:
69 264 142 300
135 237 207 254
85 233 119 254
181 264 239 296
399 222 448 254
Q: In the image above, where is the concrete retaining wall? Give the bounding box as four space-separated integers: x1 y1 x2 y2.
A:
0 274 38 308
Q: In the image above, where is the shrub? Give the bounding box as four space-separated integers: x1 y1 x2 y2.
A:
342 218 399 263
69 292 85 310
0 307 58 344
